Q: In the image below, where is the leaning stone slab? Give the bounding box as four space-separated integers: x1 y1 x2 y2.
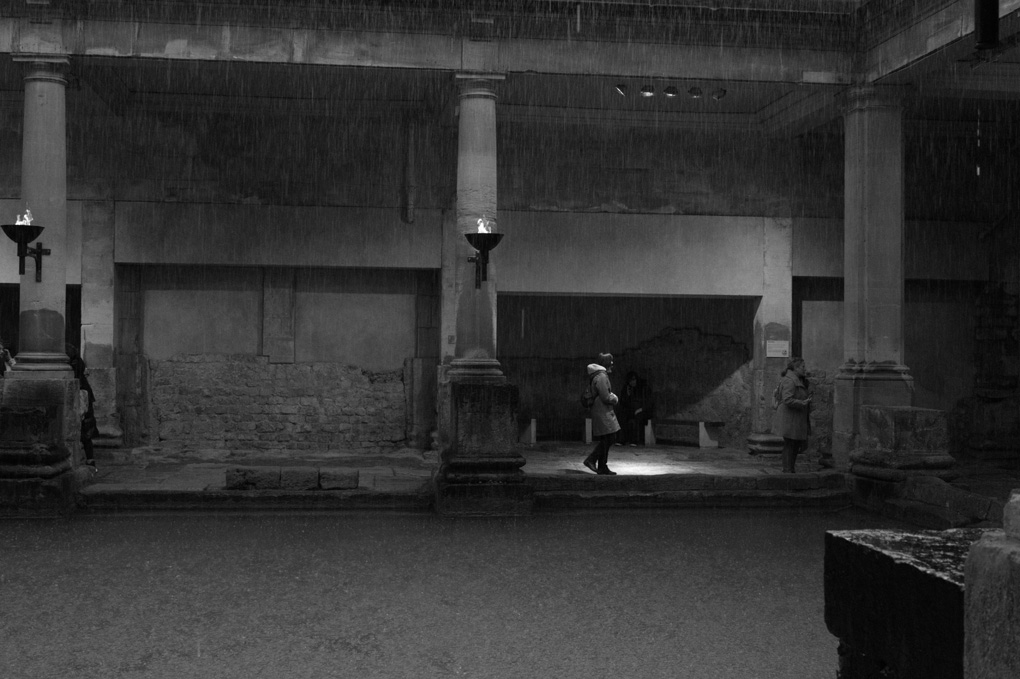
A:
280 467 320 491
319 468 359 490
224 467 281 490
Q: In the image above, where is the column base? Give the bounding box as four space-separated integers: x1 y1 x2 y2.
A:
849 405 955 480
435 379 533 515
448 357 506 384
832 364 914 470
435 460 534 516
7 351 73 374
0 377 83 515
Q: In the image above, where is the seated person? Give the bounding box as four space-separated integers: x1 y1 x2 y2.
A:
619 371 655 446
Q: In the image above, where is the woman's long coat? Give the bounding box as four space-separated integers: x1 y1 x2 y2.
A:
772 372 811 440
588 367 621 437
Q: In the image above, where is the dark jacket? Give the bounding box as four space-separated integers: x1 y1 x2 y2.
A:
586 363 620 437
772 371 811 440
620 375 654 420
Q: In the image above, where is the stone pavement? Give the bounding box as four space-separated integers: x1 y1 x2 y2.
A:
68 440 1020 525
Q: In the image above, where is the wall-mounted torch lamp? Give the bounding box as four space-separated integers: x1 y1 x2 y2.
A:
465 215 503 289
2 209 50 282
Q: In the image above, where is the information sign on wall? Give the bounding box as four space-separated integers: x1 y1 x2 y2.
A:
766 340 790 358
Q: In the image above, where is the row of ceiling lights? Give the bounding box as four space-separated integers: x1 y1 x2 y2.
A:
615 84 727 100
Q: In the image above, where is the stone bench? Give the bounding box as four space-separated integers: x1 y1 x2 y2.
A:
579 418 720 447
651 419 724 448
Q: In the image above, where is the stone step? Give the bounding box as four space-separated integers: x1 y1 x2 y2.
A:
534 488 852 510
77 488 434 513
527 470 846 493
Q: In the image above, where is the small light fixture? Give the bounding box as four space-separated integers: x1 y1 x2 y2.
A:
663 86 678 98
712 88 727 101
614 84 627 97
640 85 655 97
465 216 503 289
2 209 49 282
689 87 702 99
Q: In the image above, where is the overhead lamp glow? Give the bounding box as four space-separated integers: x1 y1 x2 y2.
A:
663 86 679 97
614 84 627 96
688 87 702 99
640 85 655 97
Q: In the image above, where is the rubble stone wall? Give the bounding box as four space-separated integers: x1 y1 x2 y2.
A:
148 354 407 454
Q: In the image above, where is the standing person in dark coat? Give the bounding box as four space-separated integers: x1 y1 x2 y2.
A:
772 357 812 473
67 344 97 470
619 371 654 446
0 339 14 377
582 352 621 475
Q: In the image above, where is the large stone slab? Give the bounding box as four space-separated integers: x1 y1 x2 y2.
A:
319 468 359 490
825 527 987 679
224 466 281 490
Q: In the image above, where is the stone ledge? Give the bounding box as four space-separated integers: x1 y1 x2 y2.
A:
224 466 358 490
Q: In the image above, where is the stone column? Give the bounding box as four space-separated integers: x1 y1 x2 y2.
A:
0 58 80 513
12 58 71 374
832 86 914 470
435 74 530 516
448 75 504 382
748 217 792 456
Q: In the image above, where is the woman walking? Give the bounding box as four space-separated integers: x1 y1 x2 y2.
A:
582 352 621 475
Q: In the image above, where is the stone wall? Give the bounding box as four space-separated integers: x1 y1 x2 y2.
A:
504 326 753 446
148 355 407 455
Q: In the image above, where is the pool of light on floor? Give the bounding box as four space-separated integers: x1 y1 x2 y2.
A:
593 461 700 475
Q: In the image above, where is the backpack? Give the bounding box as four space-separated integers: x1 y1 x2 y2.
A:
771 381 783 409
581 374 599 409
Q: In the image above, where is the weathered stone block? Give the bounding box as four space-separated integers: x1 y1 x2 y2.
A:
1005 489 1020 539
825 528 984 679
965 527 1020 679
224 466 280 490
853 406 954 469
319 468 359 490
279 466 320 490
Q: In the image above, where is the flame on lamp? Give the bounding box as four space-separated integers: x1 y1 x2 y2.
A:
15 208 33 226
476 216 492 234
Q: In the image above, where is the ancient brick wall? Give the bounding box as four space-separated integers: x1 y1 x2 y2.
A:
148 355 407 454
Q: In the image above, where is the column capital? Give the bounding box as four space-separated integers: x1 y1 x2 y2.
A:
455 72 505 99
13 55 69 84
840 85 911 116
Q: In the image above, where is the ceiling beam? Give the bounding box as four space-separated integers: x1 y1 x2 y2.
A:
0 17 851 85
865 0 1020 84
757 87 841 136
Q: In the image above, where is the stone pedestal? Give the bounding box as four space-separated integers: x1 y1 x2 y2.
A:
849 405 955 480
0 376 83 514
435 380 533 516
832 367 914 468
965 490 1020 679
